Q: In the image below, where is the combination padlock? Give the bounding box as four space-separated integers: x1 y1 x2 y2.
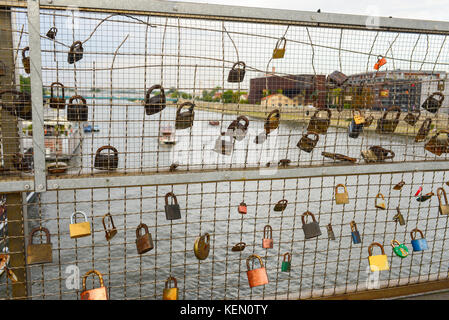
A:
335 184 349 204
194 233 210 260
410 228 428 252
350 221 361 245
26 227 53 265
281 252 292 272
69 211 91 239
301 211 321 239
246 254 269 288
273 199 288 212
102 213 117 241
375 193 386 210
165 192 181 220
163 276 179 300
80 270 108 300
437 187 449 215
393 207 406 226
391 240 408 258
238 202 247 214
368 242 389 272
136 223 154 254
327 224 336 241
262 225 273 249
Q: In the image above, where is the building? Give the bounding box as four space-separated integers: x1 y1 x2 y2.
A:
261 93 294 107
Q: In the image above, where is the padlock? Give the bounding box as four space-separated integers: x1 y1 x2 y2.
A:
278 159 291 167
368 242 389 272
238 202 247 214
227 116 249 141
264 109 280 135
421 92 444 114
80 270 108 300
165 192 181 220
194 233 210 260
68 41 84 64
328 71 348 86
281 252 292 272
46 27 58 39
144 84 166 115
227 61 246 83
0 60 7 77
102 213 117 241
350 221 361 245
273 199 288 212
404 110 420 126
425 130 449 156
353 109 365 125
246 254 269 288
163 276 179 300
335 184 349 204
437 187 449 215
391 240 409 258
175 102 195 130
327 223 336 240
214 132 233 155
297 131 319 153
49 82 66 109
393 181 405 190
373 55 387 70
416 192 434 202
348 119 364 139
362 146 395 163
0 89 32 120
272 37 286 59
69 211 91 239
410 228 428 252
67 95 88 122
26 227 53 265
22 47 30 74
375 193 386 210
363 115 374 127
94 145 119 170
376 106 401 133
232 242 246 252
262 225 273 249
415 118 432 142
136 223 154 254
393 207 406 226
322 152 357 163
307 108 331 135
301 211 322 239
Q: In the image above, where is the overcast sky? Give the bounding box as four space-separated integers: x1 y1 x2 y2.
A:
170 0 449 21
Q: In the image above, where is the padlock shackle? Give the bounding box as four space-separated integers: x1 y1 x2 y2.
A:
232 242 246 251
391 239 401 248
199 232 210 245
231 61 246 71
304 131 319 142
326 223 333 232
176 101 195 115
29 227 51 245
136 223 150 238
165 192 178 206
301 211 317 225
369 146 395 160
82 269 104 291
145 84 165 100
350 221 358 232
236 115 249 129
102 213 116 231
70 40 83 51
70 211 88 224
275 37 287 50
96 145 118 157
165 276 177 289
50 82 65 99
375 193 385 202
276 199 288 207
335 184 347 194
246 254 264 271
352 108 363 117
410 228 425 240
69 95 87 105
264 109 280 134
283 252 291 262
22 46 29 59
381 105 401 121
430 91 444 103
437 187 448 206
368 242 385 256
263 225 273 239
311 107 332 120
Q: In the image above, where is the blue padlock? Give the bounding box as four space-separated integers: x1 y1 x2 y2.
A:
350 221 361 244
410 228 428 252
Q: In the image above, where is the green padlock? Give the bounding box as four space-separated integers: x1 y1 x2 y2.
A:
391 240 408 258
281 252 291 272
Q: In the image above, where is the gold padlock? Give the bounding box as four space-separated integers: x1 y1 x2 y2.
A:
437 187 449 215
353 109 365 125
69 211 91 239
102 213 117 241
26 227 53 265
272 37 286 59
335 184 349 204
163 276 179 300
375 193 386 210
368 242 389 272
194 233 210 260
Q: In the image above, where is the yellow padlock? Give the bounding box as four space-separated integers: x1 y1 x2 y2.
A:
272 37 286 59
69 211 91 239
353 109 365 125
374 193 386 210
163 276 179 300
368 242 389 272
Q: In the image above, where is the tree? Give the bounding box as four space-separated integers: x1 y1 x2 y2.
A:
222 90 234 103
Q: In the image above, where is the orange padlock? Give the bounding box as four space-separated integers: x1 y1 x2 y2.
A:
262 225 273 249
246 254 269 288
80 270 108 300
374 55 387 70
238 202 247 214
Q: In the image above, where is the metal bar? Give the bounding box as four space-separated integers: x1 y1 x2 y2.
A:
27 0 46 192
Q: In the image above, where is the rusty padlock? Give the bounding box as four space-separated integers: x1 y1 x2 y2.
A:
361 146 395 163
327 224 336 240
102 213 117 241
232 242 246 252
67 95 88 122
264 109 280 135
421 92 444 114
425 130 449 156
227 116 249 141
376 106 401 133
375 193 386 210
262 225 273 249
297 131 319 153
301 211 322 239
165 192 181 220
94 145 119 171
273 199 288 212
80 270 108 300
175 102 195 130
374 55 387 70
437 187 449 215
335 184 349 204
163 276 179 300
238 202 247 214
363 115 374 127
49 82 66 109
393 181 405 190
46 27 58 39
22 47 30 74
144 84 166 115
307 108 331 134
246 254 269 288
415 118 432 142
227 61 246 83
404 110 420 126
68 41 84 64
194 233 210 260
328 71 348 86
26 227 53 265
136 223 154 254
69 211 91 239
272 37 286 59
393 207 406 226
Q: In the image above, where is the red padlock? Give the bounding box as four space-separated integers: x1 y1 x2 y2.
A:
246 254 269 288
374 55 387 70
238 202 247 214
262 225 273 249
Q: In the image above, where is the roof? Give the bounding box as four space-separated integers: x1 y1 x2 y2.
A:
261 93 290 101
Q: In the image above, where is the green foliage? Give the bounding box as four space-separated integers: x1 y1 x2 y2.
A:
20 75 31 94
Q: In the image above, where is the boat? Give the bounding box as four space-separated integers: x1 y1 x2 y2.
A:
209 120 220 126
159 126 176 145
47 162 69 174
